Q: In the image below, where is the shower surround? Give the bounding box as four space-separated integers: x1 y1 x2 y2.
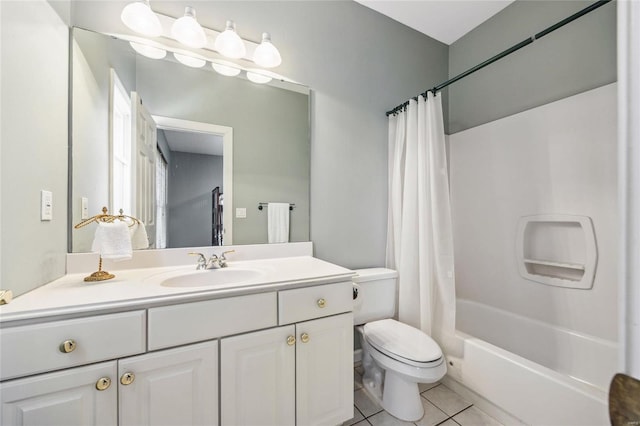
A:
447 83 617 425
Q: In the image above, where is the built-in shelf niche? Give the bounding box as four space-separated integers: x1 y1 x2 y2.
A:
516 215 597 289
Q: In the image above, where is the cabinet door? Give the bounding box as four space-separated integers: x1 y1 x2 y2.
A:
221 325 295 426
296 313 353 426
0 361 117 426
119 340 218 426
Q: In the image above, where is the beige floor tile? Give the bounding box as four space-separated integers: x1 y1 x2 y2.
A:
354 388 383 417
437 420 459 426
343 406 365 426
352 420 372 426
421 385 472 416
414 398 449 426
452 406 502 426
355 364 365 376
419 382 441 393
367 410 415 426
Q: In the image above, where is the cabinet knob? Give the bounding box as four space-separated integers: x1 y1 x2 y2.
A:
59 339 76 353
317 298 326 308
96 377 111 391
120 372 135 385
300 333 310 344
287 335 296 346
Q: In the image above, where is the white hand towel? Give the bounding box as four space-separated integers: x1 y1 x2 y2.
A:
268 203 290 244
91 222 133 261
130 222 149 250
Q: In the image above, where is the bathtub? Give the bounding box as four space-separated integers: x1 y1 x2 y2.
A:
446 298 617 426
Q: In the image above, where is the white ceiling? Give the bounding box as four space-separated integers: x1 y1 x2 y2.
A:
162 129 224 156
355 0 515 45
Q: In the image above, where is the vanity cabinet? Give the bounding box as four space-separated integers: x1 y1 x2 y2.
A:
0 361 118 425
119 340 218 426
0 278 354 426
220 283 353 426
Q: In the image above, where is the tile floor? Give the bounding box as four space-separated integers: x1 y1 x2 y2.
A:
346 364 503 426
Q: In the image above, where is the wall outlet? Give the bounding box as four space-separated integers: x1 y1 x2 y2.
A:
235 208 247 218
41 190 53 221
81 197 89 219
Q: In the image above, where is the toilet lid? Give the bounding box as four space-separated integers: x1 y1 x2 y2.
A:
364 319 442 365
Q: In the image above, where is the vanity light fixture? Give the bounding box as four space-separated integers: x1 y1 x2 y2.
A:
211 61 242 77
173 52 206 68
171 6 207 49
246 71 272 84
214 20 246 59
253 33 282 68
121 0 162 37
129 41 166 59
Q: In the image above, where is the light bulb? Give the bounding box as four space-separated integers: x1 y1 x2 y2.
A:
211 61 241 77
171 6 207 48
173 53 206 68
121 0 162 37
253 33 282 68
214 20 246 59
246 71 272 84
130 41 166 59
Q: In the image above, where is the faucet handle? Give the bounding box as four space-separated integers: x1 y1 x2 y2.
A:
218 250 235 268
188 252 207 270
220 250 235 260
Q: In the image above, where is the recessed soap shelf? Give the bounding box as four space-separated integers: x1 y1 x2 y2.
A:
516 215 597 289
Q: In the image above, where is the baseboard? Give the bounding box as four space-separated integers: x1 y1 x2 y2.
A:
353 348 362 364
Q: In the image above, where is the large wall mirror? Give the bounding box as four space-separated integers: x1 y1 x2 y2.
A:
70 27 310 253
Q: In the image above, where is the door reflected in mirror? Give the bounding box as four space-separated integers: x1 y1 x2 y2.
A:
70 27 310 253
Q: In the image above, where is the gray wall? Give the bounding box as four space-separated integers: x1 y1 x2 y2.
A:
1 0 69 296
71 0 449 269
448 0 616 134
167 151 223 248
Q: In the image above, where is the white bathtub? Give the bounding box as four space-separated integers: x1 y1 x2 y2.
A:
446 299 617 425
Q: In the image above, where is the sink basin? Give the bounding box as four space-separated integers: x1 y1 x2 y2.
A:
159 268 264 289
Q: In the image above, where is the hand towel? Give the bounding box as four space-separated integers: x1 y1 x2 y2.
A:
267 202 290 244
130 221 150 250
91 222 133 261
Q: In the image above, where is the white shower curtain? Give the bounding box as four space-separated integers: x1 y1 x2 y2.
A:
386 92 458 353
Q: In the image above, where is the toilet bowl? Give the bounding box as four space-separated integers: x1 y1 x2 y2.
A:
353 268 447 422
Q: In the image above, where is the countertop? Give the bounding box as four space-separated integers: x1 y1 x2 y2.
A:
0 256 355 324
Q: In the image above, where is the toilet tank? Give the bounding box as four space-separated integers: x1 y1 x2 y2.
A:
352 268 398 325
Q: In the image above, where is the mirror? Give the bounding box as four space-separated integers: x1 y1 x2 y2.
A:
70 27 310 252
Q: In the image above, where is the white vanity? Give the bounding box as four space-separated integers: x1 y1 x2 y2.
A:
0 245 355 426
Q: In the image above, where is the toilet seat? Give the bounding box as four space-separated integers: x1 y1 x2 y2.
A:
364 319 443 367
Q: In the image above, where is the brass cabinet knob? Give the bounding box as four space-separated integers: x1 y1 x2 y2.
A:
317 298 326 308
287 335 296 346
59 339 76 353
120 372 135 385
300 333 310 344
96 377 111 391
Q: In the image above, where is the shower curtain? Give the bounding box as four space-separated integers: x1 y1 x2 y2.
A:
386 92 458 353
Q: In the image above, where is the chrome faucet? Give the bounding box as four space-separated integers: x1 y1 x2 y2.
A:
189 250 235 270
207 250 235 269
188 252 208 270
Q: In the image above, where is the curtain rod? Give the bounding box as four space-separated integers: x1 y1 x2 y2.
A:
385 0 612 117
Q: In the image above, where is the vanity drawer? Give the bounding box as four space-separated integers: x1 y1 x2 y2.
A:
0 311 146 381
278 281 353 325
148 292 277 350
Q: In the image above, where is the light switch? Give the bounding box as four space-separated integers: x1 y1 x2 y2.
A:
235 207 247 218
41 190 53 221
81 197 89 219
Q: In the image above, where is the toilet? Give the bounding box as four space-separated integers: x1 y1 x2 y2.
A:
353 268 447 422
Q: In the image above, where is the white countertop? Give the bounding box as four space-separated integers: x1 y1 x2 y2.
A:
0 256 355 324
